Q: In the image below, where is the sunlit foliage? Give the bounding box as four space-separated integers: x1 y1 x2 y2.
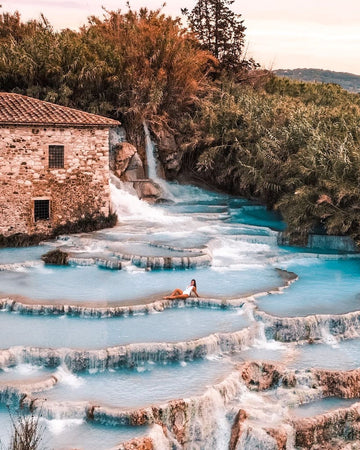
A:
191 76 360 244
0 8 214 141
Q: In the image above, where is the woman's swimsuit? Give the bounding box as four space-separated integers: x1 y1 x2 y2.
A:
183 285 194 296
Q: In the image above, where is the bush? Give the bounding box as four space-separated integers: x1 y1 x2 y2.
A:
0 212 117 249
8 408 43 450
41 249 69 265
184 76 360 245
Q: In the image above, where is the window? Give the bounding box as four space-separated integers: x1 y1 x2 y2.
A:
49 145 64 168
34 200 50 221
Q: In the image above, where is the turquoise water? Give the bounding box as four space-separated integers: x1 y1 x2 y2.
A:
1 180 360 448
0 264 281 303
290 338 360 371
0 245 52 264
257 258 360 316
43 358 233 408
0 307 249 349
0 406 147 450
228 206 287 231
291 397 359 418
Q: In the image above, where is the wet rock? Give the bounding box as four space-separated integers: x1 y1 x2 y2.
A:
132 180 162 202
113 142 137 178
129 409 154 427
314 368 360 398
0 326 253 373
116 424 171 450
282 373 297 388
241 361 283 391
110 139 146 182
229 409 248 450
154 129 182 179
123 152 145 181
114 251 211 270
153 400 188 445
41 248 69 265
256 309 360 344
235 425 280 449
293 403 360 448
265 427 288 449
68 255 122 270
118 437 154 449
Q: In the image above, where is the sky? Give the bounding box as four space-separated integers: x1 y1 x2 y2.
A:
3 0 360 75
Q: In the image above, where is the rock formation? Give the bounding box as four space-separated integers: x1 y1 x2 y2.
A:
118 437 154 449
153 128 182 179
241 361 283 391
229 409 248 450
41 248 69 265
112 142 145 181
293 404 360 448
132 180 163 203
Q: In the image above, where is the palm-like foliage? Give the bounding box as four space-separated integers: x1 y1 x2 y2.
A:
191 77 360 245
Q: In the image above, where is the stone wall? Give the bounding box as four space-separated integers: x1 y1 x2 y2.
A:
0 125 111 236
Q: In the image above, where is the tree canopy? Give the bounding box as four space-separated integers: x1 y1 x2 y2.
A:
189 77 360 245
0 7 214 141
182 0 257 73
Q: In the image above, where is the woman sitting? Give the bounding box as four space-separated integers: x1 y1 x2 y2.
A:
163 279 199 299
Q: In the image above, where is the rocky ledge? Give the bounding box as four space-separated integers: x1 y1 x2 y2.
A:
229 361 360 449
256 309 360 343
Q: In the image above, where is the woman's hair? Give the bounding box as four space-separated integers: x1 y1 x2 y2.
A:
191 279 197 287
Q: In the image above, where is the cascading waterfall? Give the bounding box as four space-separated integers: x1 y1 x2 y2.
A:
143 121 175 200
110 177 173 223
143 121 158 181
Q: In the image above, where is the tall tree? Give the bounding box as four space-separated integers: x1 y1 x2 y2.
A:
0 8 213 141
182 0 255 73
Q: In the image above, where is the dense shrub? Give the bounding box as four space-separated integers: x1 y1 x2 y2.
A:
186 77 360 244
0 8 213 142
41 249 69 265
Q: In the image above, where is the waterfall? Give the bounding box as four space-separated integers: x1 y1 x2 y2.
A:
109 178 174 224
143 121 158 181
320 325 339 347
0 328 254 372
143 121 175 201
253 322 286 351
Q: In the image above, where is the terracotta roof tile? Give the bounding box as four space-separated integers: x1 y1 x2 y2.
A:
0 92 120 127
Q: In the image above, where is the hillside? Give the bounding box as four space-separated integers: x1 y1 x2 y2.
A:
274 68 360 93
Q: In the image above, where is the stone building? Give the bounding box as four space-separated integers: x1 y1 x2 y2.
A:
0 93 120 237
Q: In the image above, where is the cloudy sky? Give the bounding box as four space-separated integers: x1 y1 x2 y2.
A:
4 0 360 74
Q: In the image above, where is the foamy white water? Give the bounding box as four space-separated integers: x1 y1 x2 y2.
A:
110 181 183 224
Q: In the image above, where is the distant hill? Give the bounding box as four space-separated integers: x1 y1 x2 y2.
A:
274 68 360 94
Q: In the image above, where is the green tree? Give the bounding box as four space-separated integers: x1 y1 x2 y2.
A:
0 8 213 141
182 0 256 72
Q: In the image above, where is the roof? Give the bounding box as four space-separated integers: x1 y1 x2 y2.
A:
0 92 120 127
